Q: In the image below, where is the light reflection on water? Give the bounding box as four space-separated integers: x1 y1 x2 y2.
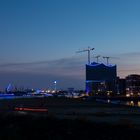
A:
125 101 140 107
138 101 140 107
96 99 140 107
126 101 135 106
0 95 37 100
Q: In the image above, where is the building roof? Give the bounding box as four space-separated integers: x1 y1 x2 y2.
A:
87 62 116 68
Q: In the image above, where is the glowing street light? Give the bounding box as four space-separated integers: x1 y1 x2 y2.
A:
54 81 57 91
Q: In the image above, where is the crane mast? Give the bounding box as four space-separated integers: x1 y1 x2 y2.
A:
95 55 101 63
76 46 94 64
103 56 110 65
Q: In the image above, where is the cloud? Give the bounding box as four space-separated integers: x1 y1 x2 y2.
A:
0 57 85 76
0 56 86 90
1 52 140 90
119 52 140 57
115 52 140 78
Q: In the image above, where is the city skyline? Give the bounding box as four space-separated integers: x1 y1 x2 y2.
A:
1 0 140 90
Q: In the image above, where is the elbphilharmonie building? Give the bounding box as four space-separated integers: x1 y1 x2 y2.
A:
86 62 117 94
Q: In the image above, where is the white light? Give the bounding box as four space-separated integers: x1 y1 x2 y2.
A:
107 99 110 103
47 90 50 93
126 94 130 97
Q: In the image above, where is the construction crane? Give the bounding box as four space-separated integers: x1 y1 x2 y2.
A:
76 46 94 64
103 56 110 65
95 55 101 63
103 56 119 65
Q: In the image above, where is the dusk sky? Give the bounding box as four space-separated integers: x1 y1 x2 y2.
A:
0 0 140 90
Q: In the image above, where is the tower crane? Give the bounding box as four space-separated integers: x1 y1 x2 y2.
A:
76 46 94 64
95 55 101 63
103 56 118 65
103 56 110 65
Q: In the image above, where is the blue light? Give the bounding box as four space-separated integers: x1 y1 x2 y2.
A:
88 62 116 67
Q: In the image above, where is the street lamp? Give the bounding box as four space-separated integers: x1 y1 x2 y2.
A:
54 81 57 92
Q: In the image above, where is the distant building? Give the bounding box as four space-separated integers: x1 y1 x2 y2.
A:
67 88 74 93
126 74 140 96
116 77 126 95
86 62 117 95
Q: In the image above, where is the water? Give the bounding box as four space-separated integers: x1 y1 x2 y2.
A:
96 99 140 107
125 101 140 107
0 94 43 100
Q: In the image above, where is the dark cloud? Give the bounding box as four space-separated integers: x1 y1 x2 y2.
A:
0 71 85 90
1 53 139 90
0 56 86 90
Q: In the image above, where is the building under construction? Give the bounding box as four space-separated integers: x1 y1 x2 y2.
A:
86 62 117 95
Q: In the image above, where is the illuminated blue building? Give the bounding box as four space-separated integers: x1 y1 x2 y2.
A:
86 62 117 94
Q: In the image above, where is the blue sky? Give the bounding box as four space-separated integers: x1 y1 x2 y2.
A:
0 0 140 90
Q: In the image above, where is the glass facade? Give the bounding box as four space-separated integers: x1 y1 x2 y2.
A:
86 62 117 94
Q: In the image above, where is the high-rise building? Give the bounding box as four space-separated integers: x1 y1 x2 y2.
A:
86 62 117 95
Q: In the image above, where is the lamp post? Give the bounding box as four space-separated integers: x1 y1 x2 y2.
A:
54 81 57 92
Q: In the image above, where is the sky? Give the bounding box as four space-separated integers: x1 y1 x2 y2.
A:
0 0 140 90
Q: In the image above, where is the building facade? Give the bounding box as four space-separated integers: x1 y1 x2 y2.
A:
126 74 140 96
86 62 117 95
116 77 126 95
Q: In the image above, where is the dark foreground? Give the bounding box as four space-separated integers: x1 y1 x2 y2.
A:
0 97 140 139
0 112 140 140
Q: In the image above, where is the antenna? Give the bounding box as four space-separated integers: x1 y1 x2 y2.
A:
76 46 94 64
